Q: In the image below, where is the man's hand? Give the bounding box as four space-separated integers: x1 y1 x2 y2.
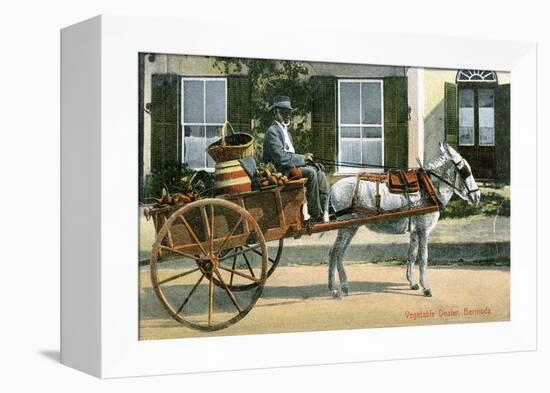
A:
304 152 314 162
314 162 325 171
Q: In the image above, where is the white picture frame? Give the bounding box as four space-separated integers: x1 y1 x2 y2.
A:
61 14 537 378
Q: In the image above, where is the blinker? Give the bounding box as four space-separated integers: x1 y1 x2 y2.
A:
458 163 472 180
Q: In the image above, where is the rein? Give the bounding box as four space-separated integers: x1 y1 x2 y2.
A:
315 155 478 201
314 157 398 171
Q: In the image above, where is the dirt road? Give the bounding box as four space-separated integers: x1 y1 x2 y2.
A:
139 264 509 340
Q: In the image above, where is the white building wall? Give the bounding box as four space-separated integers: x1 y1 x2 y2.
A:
407 67 424 167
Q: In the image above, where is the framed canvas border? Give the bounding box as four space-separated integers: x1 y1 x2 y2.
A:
61 14 537 378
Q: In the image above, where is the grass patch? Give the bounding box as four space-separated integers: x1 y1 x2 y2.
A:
440 186 510 219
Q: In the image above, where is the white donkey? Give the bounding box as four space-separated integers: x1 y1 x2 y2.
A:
325 142 481 298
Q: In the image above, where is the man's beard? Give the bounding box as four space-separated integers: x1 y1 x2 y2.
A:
275 111 292 128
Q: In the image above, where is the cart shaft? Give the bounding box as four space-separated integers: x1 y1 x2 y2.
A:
305 205 441 235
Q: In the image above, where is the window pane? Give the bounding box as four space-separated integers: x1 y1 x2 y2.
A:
205 80 226 123
459 107 474 128
183 80 204 123
479 127 495 145
478 89 495 146
340 126 361 138
479 108 494 128
205 126 220 168
362 126 382 138
340 139 361 163
459 89 474 146
478 89 494 107
340 82 360 124
459 127 475 145
362 140 382 166
184 125 205 168
479 105 495 145
459 89 474 108
362 82 382 124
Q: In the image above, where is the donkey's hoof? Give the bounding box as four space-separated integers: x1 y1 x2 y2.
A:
341 286 350 296
410 284 420 290
330 289 342 300
423 289 432 297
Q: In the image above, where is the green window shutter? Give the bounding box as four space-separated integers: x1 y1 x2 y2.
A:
311 76 337 172
151 73 180 176
444 82 458 148
139 54 145 202
383 77 408 169
227 75 251 132
495 84 511 183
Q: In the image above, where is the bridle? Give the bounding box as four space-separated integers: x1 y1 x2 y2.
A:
426 158 479 201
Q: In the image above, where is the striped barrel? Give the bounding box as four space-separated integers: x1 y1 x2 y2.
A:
214 160 252 195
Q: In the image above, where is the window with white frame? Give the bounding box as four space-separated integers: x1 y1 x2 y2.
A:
458 89 475 146
181 78 227 170
338 80 384 173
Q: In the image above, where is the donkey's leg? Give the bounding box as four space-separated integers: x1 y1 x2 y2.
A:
407 231 420 290
418 233 432 297
328 231 341 294
328 227 357 297
336 227 358 296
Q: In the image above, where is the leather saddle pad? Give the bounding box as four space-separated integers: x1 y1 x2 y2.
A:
388 169 420 193
358 173 388 182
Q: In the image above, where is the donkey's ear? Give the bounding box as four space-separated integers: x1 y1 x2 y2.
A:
443 142 456 155
439 142 446 153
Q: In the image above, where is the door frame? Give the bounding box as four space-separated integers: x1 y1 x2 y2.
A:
457 81 498 181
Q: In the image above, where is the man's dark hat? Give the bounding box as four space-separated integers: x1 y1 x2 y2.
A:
268 95 294 111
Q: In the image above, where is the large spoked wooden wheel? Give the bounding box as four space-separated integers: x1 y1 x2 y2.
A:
150 198 268 332
215 239 284 292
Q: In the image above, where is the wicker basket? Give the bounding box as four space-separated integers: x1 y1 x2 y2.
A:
206 121 255 163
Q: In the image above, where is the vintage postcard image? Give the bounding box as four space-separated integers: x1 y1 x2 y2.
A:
138 54 510 340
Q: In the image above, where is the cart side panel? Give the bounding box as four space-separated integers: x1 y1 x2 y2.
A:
240 192 281 232
280 186 305 227
239 185 305 242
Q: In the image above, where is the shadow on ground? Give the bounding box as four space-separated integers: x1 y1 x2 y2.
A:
139 280 421 320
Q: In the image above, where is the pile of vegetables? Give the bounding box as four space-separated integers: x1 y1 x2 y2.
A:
256 162 289 188
152 186 200 208
150 172 205 209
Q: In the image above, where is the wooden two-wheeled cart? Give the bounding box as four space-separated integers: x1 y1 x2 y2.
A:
146 172 441 332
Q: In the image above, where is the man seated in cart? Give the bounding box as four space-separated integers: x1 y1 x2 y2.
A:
262 95 329 223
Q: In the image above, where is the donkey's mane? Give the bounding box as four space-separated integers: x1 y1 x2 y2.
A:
422 153 461 195
425 153 447 171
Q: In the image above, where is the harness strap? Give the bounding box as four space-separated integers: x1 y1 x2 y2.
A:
375 180 381 211
398 170 412 208
349 174 382 215
351 174 361 211
418 168 441 208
